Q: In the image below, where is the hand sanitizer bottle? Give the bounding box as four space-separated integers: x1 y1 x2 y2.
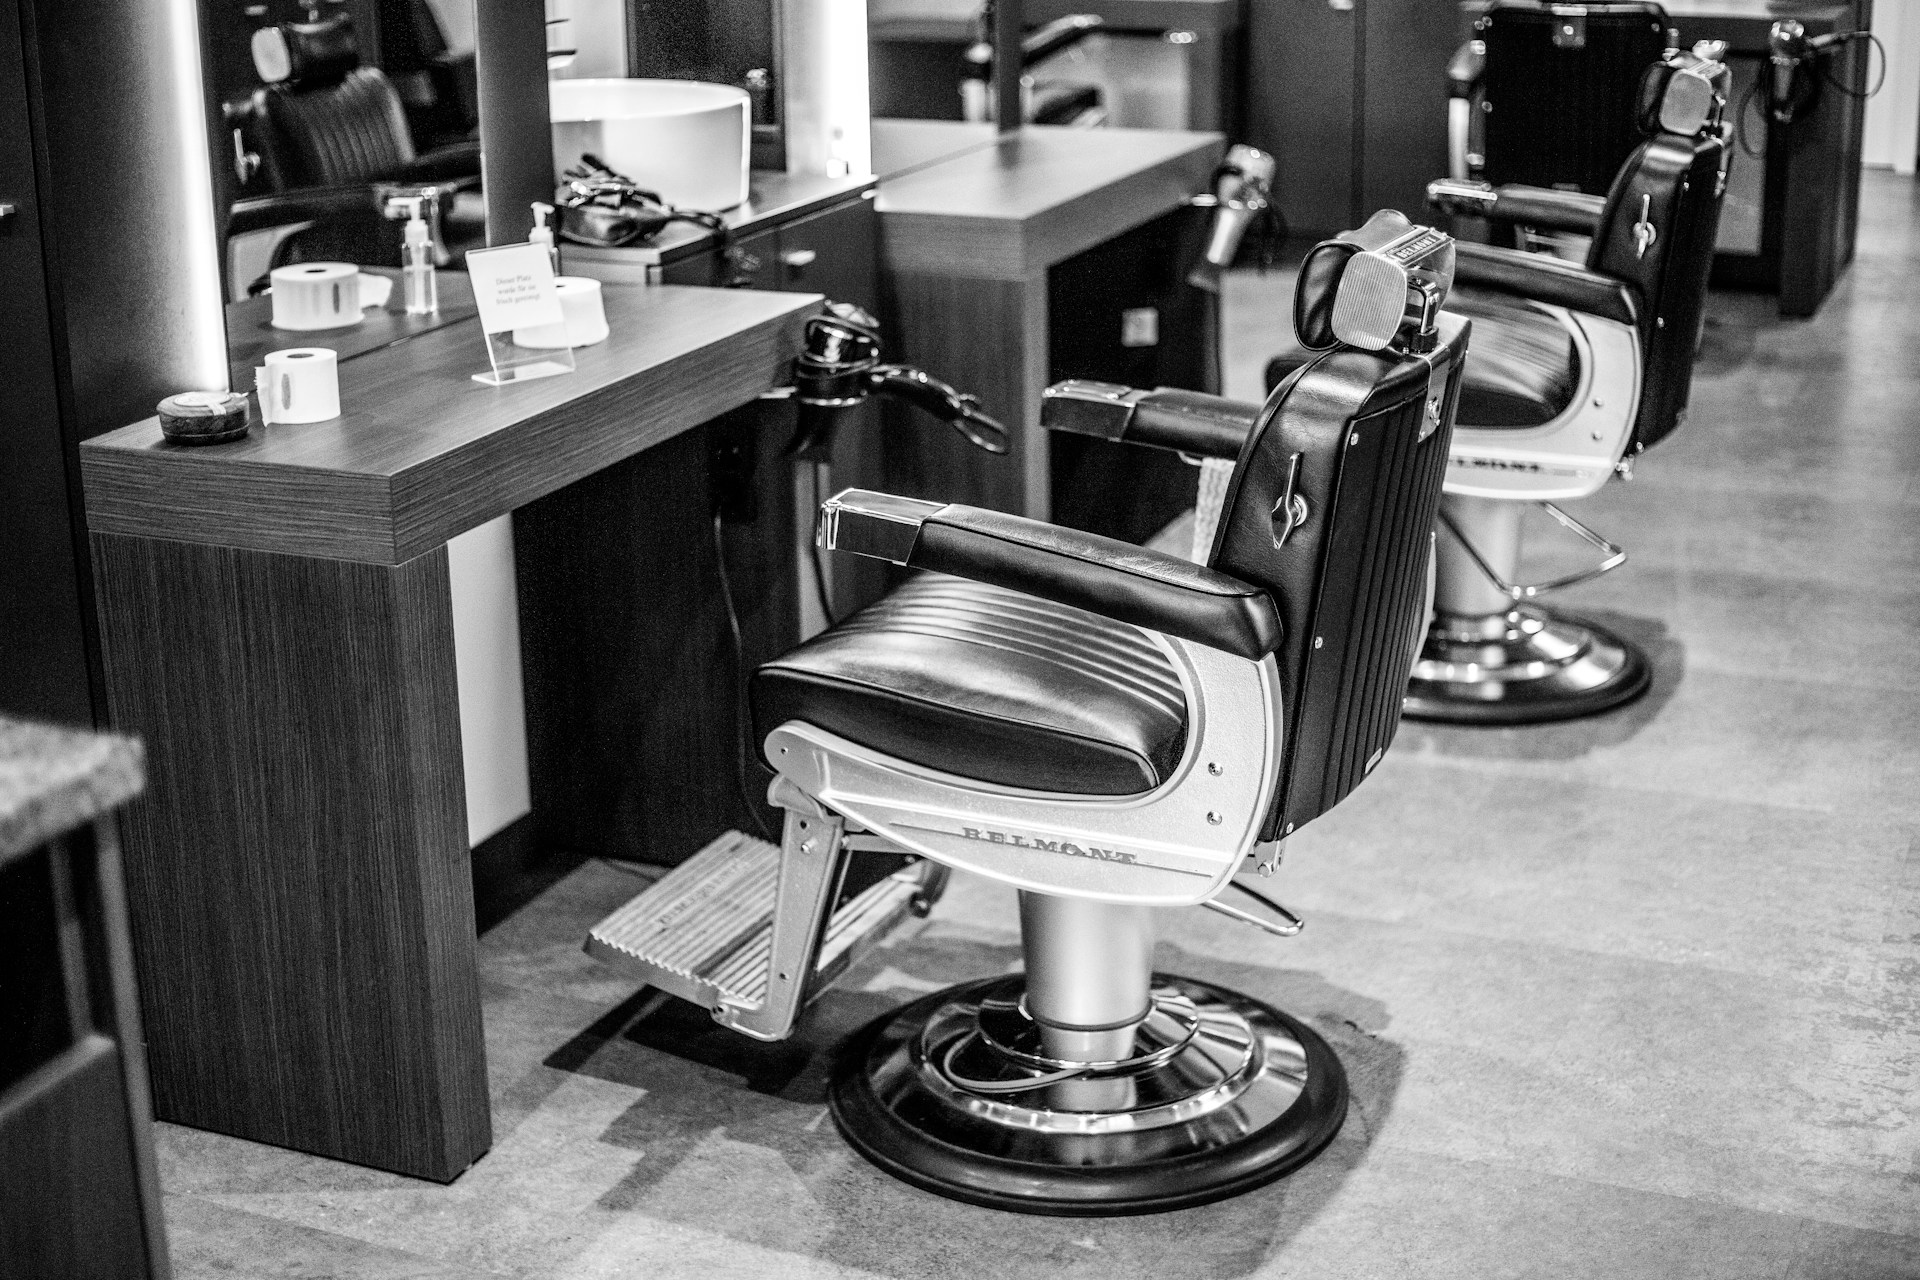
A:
385 194 439 316
530 201 561 276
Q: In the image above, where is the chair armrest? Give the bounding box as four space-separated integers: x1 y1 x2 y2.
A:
402 141 483 184
1428 179 1605 235
1453 242 1640 327
818 490 1283 662
228 185 381 237
1041 381 1257 460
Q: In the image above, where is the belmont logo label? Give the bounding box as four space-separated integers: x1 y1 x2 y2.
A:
958 825 1137 865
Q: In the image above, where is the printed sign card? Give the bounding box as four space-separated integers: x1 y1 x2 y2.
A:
466 242 575 385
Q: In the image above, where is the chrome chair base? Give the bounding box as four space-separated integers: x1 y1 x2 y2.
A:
828 974 1348 1216
1403 603 1651 724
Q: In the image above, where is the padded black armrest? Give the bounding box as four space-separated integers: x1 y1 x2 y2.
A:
1453 241 1640 327
228 185 381 237
1428 179 1605 235
818 490 1283 662
402 141 483 184
1041 381 1257 461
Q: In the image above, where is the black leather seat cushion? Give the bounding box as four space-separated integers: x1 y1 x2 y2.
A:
752 574 1188 796
1266 284 1579 429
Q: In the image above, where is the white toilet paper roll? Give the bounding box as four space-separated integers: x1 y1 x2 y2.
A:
270 262 370 331
511 277 610 349
254 348 341 424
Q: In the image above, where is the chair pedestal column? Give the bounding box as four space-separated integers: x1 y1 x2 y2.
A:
1405 494 1651 724
826 893 1348 1215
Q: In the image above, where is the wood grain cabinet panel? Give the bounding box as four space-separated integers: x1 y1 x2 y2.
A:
91 534 489 1182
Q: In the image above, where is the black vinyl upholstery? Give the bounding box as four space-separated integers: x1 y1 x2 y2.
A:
1269 130 1724 446
753 575 1188 795
264 66 418 188
1473 2 1671 195
1268 285 1574 429
909 505 1283 662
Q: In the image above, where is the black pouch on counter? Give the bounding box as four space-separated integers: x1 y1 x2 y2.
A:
556 154 726 248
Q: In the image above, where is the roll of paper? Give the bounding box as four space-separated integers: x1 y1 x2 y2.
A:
511 276 610 349
270 262 367 331
255 347 340 424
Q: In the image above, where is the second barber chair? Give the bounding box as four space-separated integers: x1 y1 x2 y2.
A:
1265 50 1730 722
590 215 1468 1212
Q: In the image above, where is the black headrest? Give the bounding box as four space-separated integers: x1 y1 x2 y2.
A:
1636 44 1730 138
253 12 362 90
1294 211 1457 353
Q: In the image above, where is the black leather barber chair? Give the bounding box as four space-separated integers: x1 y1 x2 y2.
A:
1267 48 1730 723
1449 0 1671 200
227 11 484 273
589 215 1468 1213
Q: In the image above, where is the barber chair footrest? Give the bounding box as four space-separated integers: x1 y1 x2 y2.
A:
828 974 1348 1215
585 829 936 1018
1404 603 1651 724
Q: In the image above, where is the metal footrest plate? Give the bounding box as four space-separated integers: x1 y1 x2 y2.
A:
585 829 929 1016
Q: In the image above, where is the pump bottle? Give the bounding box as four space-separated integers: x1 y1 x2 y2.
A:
385 194 439 316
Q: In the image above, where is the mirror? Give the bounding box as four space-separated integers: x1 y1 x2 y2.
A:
205 0 485 300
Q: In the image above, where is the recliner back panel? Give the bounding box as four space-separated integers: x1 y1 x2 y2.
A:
1207 318 1468 840
1588 131 1728 450
1479 3 1670 195
266 66 419 188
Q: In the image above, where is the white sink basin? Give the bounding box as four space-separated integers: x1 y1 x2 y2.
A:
550 78 752 213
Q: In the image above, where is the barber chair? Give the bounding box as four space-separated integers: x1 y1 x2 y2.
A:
1265 48 1730 722
226 11 484 274
588 216 1468 1213
1449 1 1671 200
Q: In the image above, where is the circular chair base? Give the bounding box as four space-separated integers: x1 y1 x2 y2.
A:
828 974 1348 1216
1403 603 1651 725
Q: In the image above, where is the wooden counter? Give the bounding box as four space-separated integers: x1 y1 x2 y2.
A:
873 123 1222 519
78 284 819 1183
83 286 814 564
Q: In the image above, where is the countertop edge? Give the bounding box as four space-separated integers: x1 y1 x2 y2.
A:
0 719 146 864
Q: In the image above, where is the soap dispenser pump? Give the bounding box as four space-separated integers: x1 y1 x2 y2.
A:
385 193 439 316
530 201 561 275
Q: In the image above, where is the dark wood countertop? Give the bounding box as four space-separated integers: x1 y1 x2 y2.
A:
81 285 820 566
874 124 1222 279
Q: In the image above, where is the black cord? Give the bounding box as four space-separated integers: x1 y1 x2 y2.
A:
1224 876 1292 919
1822 31 1887 100
710 512 776 842
806 465 839 628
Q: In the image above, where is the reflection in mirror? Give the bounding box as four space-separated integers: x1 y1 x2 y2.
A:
207 0 485 299
869 0 1115 132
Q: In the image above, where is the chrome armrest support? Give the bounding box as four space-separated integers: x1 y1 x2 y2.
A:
1428 177 1498 217
816 491 943 565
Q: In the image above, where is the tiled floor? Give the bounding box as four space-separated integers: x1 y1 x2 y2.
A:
161 172 1920 1278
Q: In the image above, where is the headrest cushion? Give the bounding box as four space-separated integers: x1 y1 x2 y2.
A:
253 13 361 89
1294 211 1456 353
1636 46 1730 138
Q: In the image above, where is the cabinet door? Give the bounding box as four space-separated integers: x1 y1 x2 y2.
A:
771 197 879 313
0 4 96 726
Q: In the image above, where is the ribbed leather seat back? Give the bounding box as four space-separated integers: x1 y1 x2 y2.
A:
265 67 419 187
1479 2 1671 196
1205 315 1469 841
